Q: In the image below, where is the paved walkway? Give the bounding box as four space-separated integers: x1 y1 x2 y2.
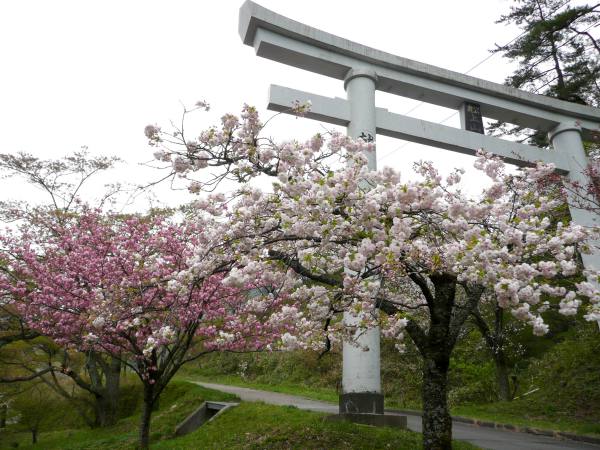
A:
195 381 600 450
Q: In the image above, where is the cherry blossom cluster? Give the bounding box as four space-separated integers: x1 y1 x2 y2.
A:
0 208 297 378
147 101 373 193
151 104 600 347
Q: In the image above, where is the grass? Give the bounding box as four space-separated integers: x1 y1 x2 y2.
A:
152 402 478 450
453 401 600 437
182 371 416 410
0 380 478 449
186 373 340 403
184 372 600 439
448 323 600 438
0 381 238 450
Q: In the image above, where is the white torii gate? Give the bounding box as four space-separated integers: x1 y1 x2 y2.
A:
238 0 600 417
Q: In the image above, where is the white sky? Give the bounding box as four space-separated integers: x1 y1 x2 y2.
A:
0 0 527 209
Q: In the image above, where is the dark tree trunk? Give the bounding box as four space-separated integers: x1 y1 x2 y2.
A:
0 403 7 428
88 354 121 427
494 352 511 401
103 356 121 425
382 274 483 450
94 397 107 429
400 274 483 450
471 306 513 401
413 274 458 450
31 427 38 444
422 357 452 450
491 307 512 401
139 383 155 450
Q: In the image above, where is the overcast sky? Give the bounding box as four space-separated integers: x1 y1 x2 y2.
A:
0 0 531 208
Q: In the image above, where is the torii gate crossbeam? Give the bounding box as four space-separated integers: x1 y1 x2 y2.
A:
239 1 600 141
268 85 571 173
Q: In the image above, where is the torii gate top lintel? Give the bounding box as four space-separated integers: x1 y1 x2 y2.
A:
239 0 600 139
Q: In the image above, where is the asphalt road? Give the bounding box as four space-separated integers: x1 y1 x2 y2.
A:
195 381 600 450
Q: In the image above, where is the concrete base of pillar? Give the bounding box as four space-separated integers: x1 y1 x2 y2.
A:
339 392 384 415
326 413 407 429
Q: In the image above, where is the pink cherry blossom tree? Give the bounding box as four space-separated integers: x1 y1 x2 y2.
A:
146 104 600 450
0 149 122 355
1 207 295 449
0 149 126 428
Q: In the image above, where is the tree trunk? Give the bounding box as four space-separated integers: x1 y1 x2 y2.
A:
138 384 154 450
494 352 511 401
422 357 452 450
103 356 121 425
419 275 456 450
0 403 7 428
89 354 121 427
94 391 119 428
94 396 107 428
31 427 38 444
471 306 513 401
401 275 481 450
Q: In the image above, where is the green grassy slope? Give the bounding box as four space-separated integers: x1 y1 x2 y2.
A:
181 322 600 437
153 402 477 450
0 381 238 449
0 381 478 450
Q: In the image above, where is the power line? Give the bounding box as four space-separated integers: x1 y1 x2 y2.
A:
378 30 529 163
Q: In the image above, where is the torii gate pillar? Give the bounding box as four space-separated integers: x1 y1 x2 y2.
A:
345 69 378 170
341 68 384 415
549 123 600 271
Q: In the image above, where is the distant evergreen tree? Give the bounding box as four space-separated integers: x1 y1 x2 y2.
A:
490 0 600 146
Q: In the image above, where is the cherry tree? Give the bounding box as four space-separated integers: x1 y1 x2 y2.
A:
147 104 600 450
1 207 296 449
0 149 126 427
0 150 121 353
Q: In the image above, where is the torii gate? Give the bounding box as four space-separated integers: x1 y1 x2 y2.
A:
238 0 600 418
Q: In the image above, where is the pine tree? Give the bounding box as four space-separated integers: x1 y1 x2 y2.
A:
490 0 600 145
